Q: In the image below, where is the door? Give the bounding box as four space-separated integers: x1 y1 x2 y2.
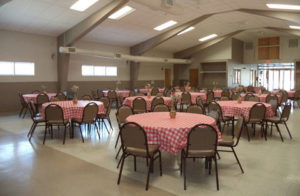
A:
165 69 171 88
189 69 199 88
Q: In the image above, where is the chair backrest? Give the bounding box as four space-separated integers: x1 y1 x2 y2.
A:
120 122 149 156
244 93 255 101
231 92 240 100
247 86 255 92
56 92 66 101
151 96 164 111
220 96 229 101
37 93 50 105
221 90 230 98
248 96 260 102
163 88 169 96
129 90 135 97
206 90 214 103
181 92 191 104
28 101 37 120
97 89 104 98
196 96 204 107
50 97 60 102
281 90 288 104
280 104 291 121
153 104 169 112
108 90 117 99
248 103 266 122
133 97 147 113
32 90 40 94
295 90 300 98
81 95 92 100
91 90 98 99
266 94 277 103
100 97 111 115
116 105 133 125
81 102 98 123
187 104 204 114
186 124 217 156
151 87 159 96
233 117 244 146
18 92 27 107
262 90 269 94
45 104 64 123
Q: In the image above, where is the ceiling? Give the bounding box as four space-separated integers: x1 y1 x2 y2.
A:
0 0 300 53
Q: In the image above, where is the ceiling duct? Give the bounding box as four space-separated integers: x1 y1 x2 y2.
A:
132 0 184 15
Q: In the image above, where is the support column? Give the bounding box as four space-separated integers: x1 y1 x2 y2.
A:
130 62 140 90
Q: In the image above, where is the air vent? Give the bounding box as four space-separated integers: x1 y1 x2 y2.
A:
245 42 253 50
68 47 76 53
289 39 298 48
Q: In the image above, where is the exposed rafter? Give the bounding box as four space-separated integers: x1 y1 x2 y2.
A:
239 9 300 25
174 30 245 59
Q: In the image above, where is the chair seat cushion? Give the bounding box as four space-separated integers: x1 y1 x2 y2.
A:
183 148 215 157
126 144 160 157
223 116 233 121
47 119 69 125
33 116 45 123
266 116 281 123
218 135 234 146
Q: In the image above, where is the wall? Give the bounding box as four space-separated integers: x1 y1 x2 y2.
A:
0 30 58 112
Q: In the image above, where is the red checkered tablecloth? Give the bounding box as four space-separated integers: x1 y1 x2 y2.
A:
41 100 106 120
123 96 172 110
23 93 57 103
217 100 274 120
240 93 282 103
126 112 221 154
103 90 130 97
271 90 296 98
139 88 165 94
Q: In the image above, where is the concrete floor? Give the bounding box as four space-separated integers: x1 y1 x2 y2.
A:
0 108 300 196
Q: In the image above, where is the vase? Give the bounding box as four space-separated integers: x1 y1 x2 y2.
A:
169 108 176 119
147 92 151 98
237 97 242 104
72 97 78 104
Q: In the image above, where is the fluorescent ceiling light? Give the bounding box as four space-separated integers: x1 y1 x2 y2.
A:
108 6 135 20
70 0 98 12
154 20 177 31
199 34 218 42
177 27 195 35
266 3 300 10
289 25 300 29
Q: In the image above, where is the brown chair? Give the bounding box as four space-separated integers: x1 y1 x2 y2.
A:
247 86 255 93
97 97 112 133
265 104 292 142
44 104 69 144
129 90 135 97
205 90 215 106
187 104 204 114
36 93 50 112
27 101 45 141
81 95 92 100
97 89 104 99
18 92 29 118
151 87 159 96
231 92 240 100
50 97 60 102
244 93 255 101
163 88 169 97
218 117 244 173
180 124 219 190
196 96 204 108
220 97 229 101
208 101 233 133
115 105 133 158
243 103 266 141
153 104 169 112
151 96 164 111
71 102 98 142
108 90 119 108
133 97 147 114
294 90 300 108
117 122 162 191
248 96 260 102
180 92 191 112
221 90 230 99
56 92 66 101
280 90 288 106
266 94 278 115
91 90 99 100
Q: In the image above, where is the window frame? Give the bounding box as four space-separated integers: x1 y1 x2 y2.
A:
0 61 35 76
81 65 118 77
232 69 241 84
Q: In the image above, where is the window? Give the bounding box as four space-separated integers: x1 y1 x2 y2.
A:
233 69 241 84
81 65 117 76
0 61 35 76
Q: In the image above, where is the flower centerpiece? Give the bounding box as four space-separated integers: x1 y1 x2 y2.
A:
71 85 79 104
145 83 152 98
41 85 47 93
236 85 244 93
237 97 242 104
170 91 181 119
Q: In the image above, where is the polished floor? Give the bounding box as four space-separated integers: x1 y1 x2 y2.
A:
0 107 300 196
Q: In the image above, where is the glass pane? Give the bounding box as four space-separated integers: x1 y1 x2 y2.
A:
0 61 14 75
106 66 117 76
82 65 94 76
94 66 105 76
15 62 35 75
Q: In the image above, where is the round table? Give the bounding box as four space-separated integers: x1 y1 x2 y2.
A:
139 88 165 94
103 90 130 98
23 93 57 103
123 96 172 111
271 90 296 98
217 101 274 120
200 90 229 98
240 93 282 103
126 112 221 154
42 100 106 120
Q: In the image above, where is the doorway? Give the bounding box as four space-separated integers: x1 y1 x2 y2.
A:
164 69 171 88
189 69 199 88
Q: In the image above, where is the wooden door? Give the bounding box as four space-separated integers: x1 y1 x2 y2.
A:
189 69 199 88
164 69 171 88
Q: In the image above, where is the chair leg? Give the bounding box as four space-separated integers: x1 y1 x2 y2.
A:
115 132 120 148
115 146 122 159
22 107 28 118
63 125 67 144
216 151 221 159
213 156 219 191
275 123 284 142
79 125 84 143
43 125 48 144
183 157 187 190
244 124 250 142
107 118 113 131
19 106 25 117
117 152 124 168
146 157 153 191
27 122 35 137
231 147 244 173
117 154 126 185
158 151 162 176
29 123 37 141
103 120 110 134
283 121 293 139
180 151 183 175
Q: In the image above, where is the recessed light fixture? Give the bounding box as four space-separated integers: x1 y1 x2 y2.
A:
177 27 195 35
266 3 300 10
154 20 177 31
108 6 135 20
70 0 98 12
199 34 217 42
289 25 300 29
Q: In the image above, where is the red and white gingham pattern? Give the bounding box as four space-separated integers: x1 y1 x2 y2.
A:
103 90 130 97
126 112 221 154
123 96 172 110
217 100 274 120
240 93 282 103
139 88 165 94
199 90 231 98
178 92 207 104
23 93 57 103
41 100 106 120
271 90 295 98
